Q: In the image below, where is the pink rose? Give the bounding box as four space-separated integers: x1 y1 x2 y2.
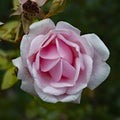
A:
12 19 110 103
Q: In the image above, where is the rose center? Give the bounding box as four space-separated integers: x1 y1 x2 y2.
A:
40 39 76 82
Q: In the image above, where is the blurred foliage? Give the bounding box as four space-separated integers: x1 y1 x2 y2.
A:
0 0 120 120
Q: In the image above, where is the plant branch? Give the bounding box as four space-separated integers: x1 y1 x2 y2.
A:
0 37 17 44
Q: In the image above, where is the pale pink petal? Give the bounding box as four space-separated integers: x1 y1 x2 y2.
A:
43 86 66 96
56 21 80 35
41 58 59 72
62 60 76 79
35 80 82 103
34 83 58 103
20 35 31 66
51 81 74 88
88 52 110 90
67 55 93 94
57 33 80 57
56 39 73 64
33 64 66 96
41 33 56 48
12 57 36 95
29 19 55 39
49 60 62 82
56 30 94 58
40 43 59 59
28 35 45 57
57 91 82 103
50 53 81 88
82 33 110 61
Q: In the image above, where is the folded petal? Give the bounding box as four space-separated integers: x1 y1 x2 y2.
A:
34 83 58 103
62 60 76 79
56 39 73 64
41 58 59 72
88 52 110 90
49 60 62 82
20 35 30 66
28 35 44 57
67 55 92 94
40 43 59 59
56 21 80 35
29 19 55 39
82 33 110 61
43 86 66 96
57 91 82 103
12 57 36 95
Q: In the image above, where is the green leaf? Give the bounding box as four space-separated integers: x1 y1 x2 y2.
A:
1 67 18 90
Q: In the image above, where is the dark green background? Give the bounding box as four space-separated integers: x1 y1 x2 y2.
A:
0 0 120 120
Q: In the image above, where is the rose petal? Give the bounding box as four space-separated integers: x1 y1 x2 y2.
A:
41 58 59 72
43 86 66 96
29 19 55 39
20 35 30 66
57 33 80 57
82 33 110 61
56 21 80 35
88 52 110 90
67 55 93 94
49 60 62 82
56 39 73 64
34 83 58 103
28 35 44 57
33 66 50 88
40 42 59 59
57 91 82 103
62 60 76 79
12 57 36 95
50 57 81 88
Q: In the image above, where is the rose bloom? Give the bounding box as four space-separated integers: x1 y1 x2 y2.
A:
13 19 110 103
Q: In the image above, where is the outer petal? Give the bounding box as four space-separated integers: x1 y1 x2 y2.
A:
34 80 58 103
12 57 36 95
20 35 31 66
57 91 82 103
34 82 82 103
56 21 80 35
88 52 110 90
82 33 110 61
29 19 55 39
